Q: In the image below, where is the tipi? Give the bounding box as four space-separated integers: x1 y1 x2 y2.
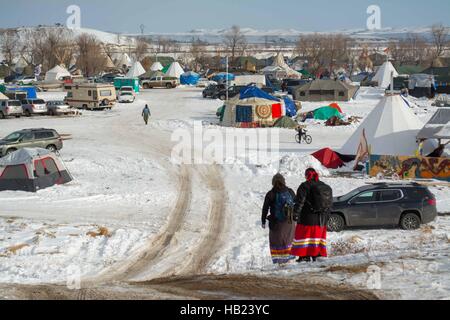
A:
372 61 398 88
116 53 132 68
165 62 184 78
126 61 146 78
150 62 164 71
340 94 424 156
272 53 302 79
44 65 71 82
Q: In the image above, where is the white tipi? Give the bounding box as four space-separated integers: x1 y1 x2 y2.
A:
126 61 146 78
340 94 424 156
150 62 164 71
272 53 302 79
372 61 398 88
165 62 184 78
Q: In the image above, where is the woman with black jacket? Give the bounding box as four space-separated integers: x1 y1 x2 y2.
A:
262 173 296 265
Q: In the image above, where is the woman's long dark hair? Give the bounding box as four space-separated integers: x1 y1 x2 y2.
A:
272 173 286 191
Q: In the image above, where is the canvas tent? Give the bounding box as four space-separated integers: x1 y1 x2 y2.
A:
408 74 436 98
221 86 286 128
372 61 398 88
293 80 358 102
165 62 184 78
340 94 430 156
417 109 450 141
126 61 146 78
116 53 132 68
44 65 71 82
150 62 164 71
0 148 72 192
273 116 298 128
180 71 201 85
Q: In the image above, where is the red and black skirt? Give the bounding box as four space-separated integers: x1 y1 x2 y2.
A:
291 224 327 258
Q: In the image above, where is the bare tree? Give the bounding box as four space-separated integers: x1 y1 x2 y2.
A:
224 25 247 63
189 38 207 71
133 37 150 61
0 29 19 66
76 33 107 77
430 24 449 62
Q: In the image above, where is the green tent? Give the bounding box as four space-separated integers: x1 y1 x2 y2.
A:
162 65 170 74
313 106 342 121
273 116 298 129
298 69 313 78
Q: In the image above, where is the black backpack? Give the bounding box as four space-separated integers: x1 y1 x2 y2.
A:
309 182 333 213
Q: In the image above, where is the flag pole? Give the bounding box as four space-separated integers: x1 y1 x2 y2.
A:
226 56 229 101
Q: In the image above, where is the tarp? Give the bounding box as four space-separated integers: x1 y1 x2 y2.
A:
417 109 450 140
329 103 343 114
180 71 201 85
314 107 342 121
283 96 297 117
312 148 345 169
212 73 235 83
273 116 298 128
3 86 37 99
239 86 279 102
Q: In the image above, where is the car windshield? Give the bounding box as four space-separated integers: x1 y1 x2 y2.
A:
3 132 22 142
121 92 132 96
32 99 45 104
9 101 21 106
337 187 369 201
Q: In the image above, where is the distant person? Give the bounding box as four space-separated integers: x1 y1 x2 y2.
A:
142 105 151 125
292 168 332 263
262 173 296 265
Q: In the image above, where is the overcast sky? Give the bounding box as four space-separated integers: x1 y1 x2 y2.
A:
1 0 449 33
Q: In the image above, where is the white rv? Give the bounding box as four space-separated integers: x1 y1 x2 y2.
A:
64 83 117 110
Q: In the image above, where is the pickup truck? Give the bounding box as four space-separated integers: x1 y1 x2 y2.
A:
0 100 23 119
141 76 178 89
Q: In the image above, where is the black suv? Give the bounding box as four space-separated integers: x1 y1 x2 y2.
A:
202 84 226 99
328 183 437 232
0 128 63 157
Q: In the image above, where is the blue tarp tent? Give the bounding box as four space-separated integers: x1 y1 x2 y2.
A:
180 71 201 85
239 86 279 102
3 86 37 99
212 72 235 83
283 96 297 117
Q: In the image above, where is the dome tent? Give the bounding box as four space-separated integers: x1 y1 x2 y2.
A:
180 71 201 85
0 148 72 192
221 86 286 128
273 116 298 129
165 62 185 78
313 106 343 121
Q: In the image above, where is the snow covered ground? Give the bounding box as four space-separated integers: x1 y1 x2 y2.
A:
0 87 448 299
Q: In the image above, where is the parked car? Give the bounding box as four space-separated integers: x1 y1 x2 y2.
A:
202 84 225 98
141 76 178 89
0 100 23 119
118 86 136 96
328 183 437 232
46 100 73 116
0 128 63 157
118 92 136 103
196 78 217 88
15 76 37 85
21 99 48 116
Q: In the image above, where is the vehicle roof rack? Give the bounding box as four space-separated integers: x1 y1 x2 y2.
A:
365 182 422 187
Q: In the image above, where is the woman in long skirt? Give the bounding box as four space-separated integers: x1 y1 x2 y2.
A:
291 168 328 262
262 174 296 265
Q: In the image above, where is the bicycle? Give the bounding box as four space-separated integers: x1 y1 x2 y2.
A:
295 128 312 144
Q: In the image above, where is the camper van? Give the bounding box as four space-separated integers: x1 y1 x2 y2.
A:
64 83 116 110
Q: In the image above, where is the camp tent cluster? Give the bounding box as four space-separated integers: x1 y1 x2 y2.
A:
0 148 72 192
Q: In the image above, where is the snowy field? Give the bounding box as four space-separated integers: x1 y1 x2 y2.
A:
0 87 449 299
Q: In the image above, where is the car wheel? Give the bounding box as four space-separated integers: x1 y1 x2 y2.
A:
202 93 207 98
400 213 421 230
5 148 16 155
166 83 173 89
327 214 345 232
46 145 57 152
219 94 226 100
143 83 150 89
25 110 31 117
0 112 5 119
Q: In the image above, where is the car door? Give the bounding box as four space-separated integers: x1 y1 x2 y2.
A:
346 191 379 227
374 189 404 226
19 132 35 149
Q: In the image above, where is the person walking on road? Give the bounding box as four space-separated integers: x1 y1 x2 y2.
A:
262 173 297 265
142 105 151 125
291 168 332 263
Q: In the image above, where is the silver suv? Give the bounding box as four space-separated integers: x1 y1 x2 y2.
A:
21 99 48 116
0 129 63 157
0 100 23 119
